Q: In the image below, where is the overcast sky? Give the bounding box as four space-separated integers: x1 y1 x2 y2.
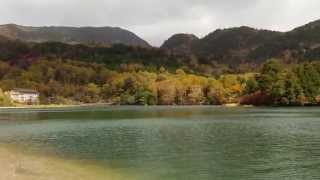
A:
1 0 320 46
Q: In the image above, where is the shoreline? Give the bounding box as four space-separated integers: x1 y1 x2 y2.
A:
2 103 319 110
0 145 138 180
0 103 253 110
0 103 112 109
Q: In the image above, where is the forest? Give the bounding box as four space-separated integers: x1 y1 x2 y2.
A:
2 19 320 106
0 37 320 106
0 55 319 106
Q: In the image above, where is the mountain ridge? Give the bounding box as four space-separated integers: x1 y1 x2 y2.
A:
161 20 320 64
2 19 320 66
0 24 150 47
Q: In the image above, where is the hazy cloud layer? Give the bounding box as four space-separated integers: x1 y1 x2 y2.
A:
1 0 320 46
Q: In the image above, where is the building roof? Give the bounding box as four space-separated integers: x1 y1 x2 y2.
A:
12 88 39 94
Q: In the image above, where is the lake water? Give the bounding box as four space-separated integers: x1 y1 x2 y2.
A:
0 106 320 179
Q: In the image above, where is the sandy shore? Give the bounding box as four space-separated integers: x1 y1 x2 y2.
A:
0 103 112 109
0 146 135 180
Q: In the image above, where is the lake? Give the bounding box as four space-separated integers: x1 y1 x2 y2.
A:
0 106 320 179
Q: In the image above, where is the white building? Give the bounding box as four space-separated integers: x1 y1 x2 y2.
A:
6 88 39 104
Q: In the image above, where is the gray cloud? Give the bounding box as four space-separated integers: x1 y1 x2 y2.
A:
1 0 320 46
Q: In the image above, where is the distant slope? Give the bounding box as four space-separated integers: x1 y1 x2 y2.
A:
195 27 282 64
3 19 320 70
0 24 150 47
161 34 199 55
289 19 320 43
162 19 320 65
162 26 282 64
250 20 320 61
0 35 8 42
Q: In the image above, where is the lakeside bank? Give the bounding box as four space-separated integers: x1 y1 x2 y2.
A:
0 103 113 109
0 145 138 180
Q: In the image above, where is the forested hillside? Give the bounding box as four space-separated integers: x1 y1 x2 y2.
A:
0 57 319 106
1 19 320 106
0 38 246 76
162 19 320 65
0 24 150 47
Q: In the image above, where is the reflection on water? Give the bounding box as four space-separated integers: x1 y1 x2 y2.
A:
0 106 320 180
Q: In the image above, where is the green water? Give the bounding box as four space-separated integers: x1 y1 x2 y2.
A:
0 106 320 179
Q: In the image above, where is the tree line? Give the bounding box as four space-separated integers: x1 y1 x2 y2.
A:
0 57 319 106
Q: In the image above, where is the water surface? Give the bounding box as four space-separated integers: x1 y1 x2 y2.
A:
0 106 319 179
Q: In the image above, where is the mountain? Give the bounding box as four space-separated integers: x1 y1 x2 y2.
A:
162 26 283 64
250 19 320 62
162 20 320 65
161 20 320 65
2 19 320 70
161 34 199 55
0 35 8 42
0 24 150 47
289 19 320 43
195 27 282 64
